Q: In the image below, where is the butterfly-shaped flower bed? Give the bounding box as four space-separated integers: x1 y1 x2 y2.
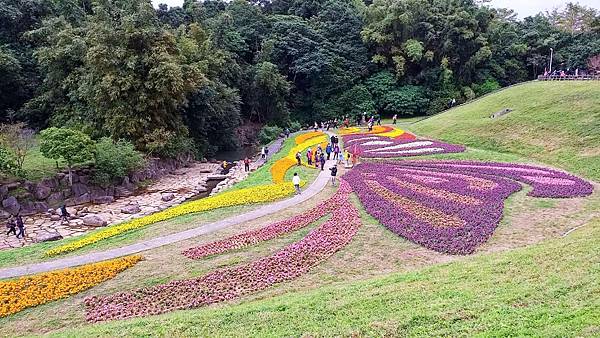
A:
344 134 465 158
344 160 593 255
84 180 361 322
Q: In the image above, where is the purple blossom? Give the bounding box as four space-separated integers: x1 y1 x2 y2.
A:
343 135 466 158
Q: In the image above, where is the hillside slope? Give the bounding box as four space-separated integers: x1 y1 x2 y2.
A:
50 218 600 337
410 82 600 181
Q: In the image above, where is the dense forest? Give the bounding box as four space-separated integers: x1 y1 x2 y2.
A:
1 0 599 157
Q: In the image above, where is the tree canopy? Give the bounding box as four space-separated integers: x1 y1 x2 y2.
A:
1 0 598 157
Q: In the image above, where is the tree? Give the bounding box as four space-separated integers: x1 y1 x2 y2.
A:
546 2 599 33
0 122 35 174
39 127 95 185
589 55 600 74
250 62 291 124
93 138 144 186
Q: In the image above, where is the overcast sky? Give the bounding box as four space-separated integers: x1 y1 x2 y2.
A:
152 0 599 18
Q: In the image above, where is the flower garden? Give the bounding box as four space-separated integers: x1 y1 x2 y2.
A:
344 161 594 254
344 134 465 158
84 180 360 322
0 255 141 317
271 131 328 183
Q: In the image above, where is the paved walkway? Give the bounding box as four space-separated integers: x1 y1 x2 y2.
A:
0 133 336 280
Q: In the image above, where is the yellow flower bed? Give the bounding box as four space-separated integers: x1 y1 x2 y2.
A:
271 134 328 183
46 183 299 256
378 127 406 138
339 127 361 135
295 131 324 145
0 255 142 317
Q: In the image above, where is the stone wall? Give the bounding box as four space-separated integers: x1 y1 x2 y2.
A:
0 158 190 219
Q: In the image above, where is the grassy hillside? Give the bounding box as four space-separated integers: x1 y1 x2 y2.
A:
410 82 600 181
50 217 600 337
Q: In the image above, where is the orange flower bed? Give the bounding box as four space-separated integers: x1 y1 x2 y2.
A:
295 131 324 145
0 255 142 317
271 157 297 183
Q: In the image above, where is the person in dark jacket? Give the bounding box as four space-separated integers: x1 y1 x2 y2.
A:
329 165 338 186
320 153 326 171
6 217 17 236
60 204 70 222
15 214 25 239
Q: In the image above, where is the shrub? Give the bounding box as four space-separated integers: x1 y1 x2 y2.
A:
0 123 35 174
288 121 302 132
93 138 145 186
0 145 17 175
473 78 501 96
258 125 283 144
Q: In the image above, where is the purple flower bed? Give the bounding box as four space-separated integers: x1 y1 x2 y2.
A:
183 182 353 259
343 135 465 158
85 180 361 322
344 161 593 255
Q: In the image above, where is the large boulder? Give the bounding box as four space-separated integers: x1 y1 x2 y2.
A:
34 184 52 200
161 193 175 202
2 196 21 215
36 231 63 243
0 185 9 200
47 192 64 207
82 214 107 227
121 203 141 214
93 196 115 204
71 183 89 197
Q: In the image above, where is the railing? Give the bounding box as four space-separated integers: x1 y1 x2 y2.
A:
538 75 600 81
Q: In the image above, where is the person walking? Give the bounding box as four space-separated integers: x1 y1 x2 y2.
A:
60 204 70 223
244 157 250 172
6 217 17 236
344 149 350 166
329 165 338 186
320 153 326 171
393 114 397 124
333 144 340 160
314 149 319 168
284 128 290 138
15 214 24 239
292 173 301 195
265 147 269 158
295 151 302 166
261 146 266 159
326 143 332 160
307 148 312 165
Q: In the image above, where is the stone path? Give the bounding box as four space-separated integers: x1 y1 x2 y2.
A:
0 157 336 279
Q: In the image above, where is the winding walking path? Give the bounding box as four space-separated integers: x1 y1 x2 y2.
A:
0 134 337 280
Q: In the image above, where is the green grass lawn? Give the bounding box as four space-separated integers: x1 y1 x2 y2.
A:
47 216 600 337
409 81 600 181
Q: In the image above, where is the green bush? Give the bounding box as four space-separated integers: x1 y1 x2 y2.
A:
288 121 302 132
258 125 283 144
0 145 17 175
93 138 145 186
473 79 501 96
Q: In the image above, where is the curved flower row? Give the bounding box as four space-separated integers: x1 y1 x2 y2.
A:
295 131 325 145
344 161 593 255
344 135 465 158
183 181 353 259
271 133 328 183
45 182 301 256
0 255 142 317
339 125 396 136
84 180 360 322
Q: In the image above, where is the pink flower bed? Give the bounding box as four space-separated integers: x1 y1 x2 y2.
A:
344 135 465 158
183 182 353 259
85 180 360 322
345 160 593 255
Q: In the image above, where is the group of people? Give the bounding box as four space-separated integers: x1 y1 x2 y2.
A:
292 162 339 195
5 214 25 239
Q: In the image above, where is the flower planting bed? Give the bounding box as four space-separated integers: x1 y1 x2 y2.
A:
345 161 593 255
271 132 328 183
344 135 464 158
0 255 142 317
84 181 360 322
183 182 352 259
46 182 300 256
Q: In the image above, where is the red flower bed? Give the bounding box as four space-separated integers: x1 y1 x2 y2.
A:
85 180 360 322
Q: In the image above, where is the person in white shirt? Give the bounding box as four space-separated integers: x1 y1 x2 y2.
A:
292 173 301 194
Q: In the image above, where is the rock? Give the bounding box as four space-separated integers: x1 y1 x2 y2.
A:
5 182 21 190
71 183 89 197
161 193 175 202
50 214 61 221
82 214 107 227
491 108 513 119
121 203 141 214
69 193 91 205
197 186 208 193
0 210 10 220
114 187 133 198
199 168 213 174
36 231 63 243
2 196 21 215
33 202 49 213
19 201 36 216
40 178 58 189
47 192 64 207
34 184 52 200
207 174 228 181
0 185 8 200
93 196 115 204
79 175 90 184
